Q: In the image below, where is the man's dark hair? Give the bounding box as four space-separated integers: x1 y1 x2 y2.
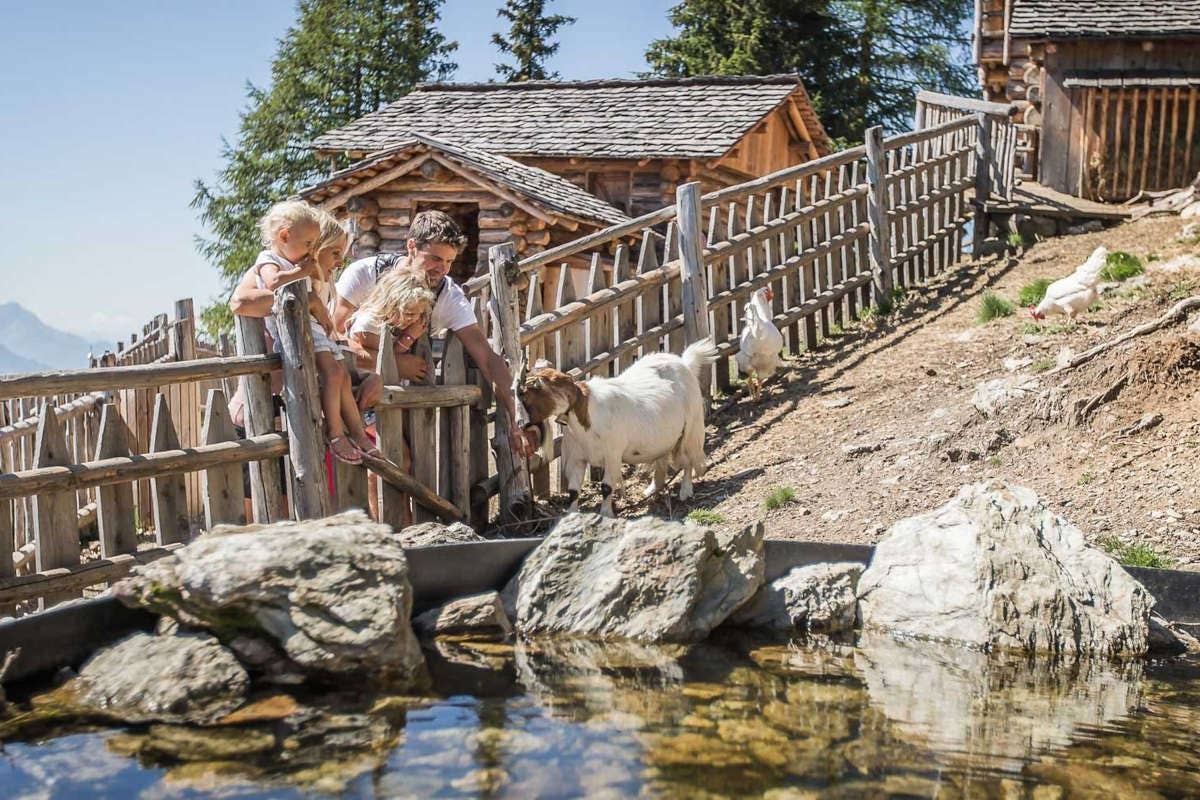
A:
410 210 467 253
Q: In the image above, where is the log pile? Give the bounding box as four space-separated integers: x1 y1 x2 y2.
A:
1129 172 1200 219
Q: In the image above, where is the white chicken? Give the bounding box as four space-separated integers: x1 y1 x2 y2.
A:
735 285 785 401
1029 245 1108 321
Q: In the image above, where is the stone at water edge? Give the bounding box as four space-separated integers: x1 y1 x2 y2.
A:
505 514 764 643
857 482 1154 657
732 562 863 632
413 591 513 638
113 510 425 684
73 632 249 725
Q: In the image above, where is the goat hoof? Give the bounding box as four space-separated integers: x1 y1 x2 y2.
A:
678 486 694 502
642 483 659 499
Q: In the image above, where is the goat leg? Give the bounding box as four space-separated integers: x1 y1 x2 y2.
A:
600 457 622 517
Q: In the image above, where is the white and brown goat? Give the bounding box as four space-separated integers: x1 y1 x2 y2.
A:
519 339 720 516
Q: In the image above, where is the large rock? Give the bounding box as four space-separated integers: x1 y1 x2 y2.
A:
398 521 485 547
505 514 764 643
413 591 513 637
732 562 863 632
114 510 425 682
74 632 248 724
971 375 1038 417
857 482 1154 657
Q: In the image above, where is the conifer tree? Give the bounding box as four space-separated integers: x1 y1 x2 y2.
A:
192 0 457 335
491 0 575 82
645 0 973 144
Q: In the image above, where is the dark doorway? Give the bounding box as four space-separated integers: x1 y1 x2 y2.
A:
415 202 480 284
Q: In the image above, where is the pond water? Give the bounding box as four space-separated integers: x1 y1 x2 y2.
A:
2 631 1199 799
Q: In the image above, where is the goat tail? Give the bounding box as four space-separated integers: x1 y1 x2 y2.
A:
681 337 720 380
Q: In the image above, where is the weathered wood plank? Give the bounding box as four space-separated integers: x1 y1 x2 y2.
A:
676 182 712 393
149 394 189 544
275 282 330 520
201 389 247 528
235 316 285 523
374 328 408 530
440 335 476 508
0 544 184 606
95 402 137 557
0 355 279 401
487 243 533 522
32 402 82 606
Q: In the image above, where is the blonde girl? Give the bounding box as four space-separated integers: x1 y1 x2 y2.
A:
253 201 372 464
348 269 436 373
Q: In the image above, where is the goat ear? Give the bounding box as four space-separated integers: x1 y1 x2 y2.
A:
570 381 591 430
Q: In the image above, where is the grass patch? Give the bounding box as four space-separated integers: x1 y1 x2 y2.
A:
1046 321 1078 335
828 323 846 336
1021 322 1044 335
1147 253 1160 262
1007 232 1026 248
1018 278 1053 307
686 509 726 525
976 291 1016 324
1030 358 1056 373
986 455 1002 467
1169 281 1197 301
764 486 797 511
1098 537 1175 569
1100 251 1144 282
1077 471 1094 486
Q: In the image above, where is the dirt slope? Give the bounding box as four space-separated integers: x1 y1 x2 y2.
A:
624 216 1200 569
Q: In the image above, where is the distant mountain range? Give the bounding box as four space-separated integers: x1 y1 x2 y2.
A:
0 302 111 374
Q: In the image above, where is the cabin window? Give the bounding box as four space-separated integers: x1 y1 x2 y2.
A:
413 202 480 283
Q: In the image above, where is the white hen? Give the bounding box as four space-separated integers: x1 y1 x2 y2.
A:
735 286 785 401
1030 245 1108 321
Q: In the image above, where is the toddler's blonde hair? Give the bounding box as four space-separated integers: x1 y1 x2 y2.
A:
258 200 322 247
315 209 349 253
356 268 436 331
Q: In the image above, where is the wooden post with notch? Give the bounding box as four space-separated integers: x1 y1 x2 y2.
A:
149 393 189 544
675 182 712 396
201 389 247 527
275 281 330 520
33 403 82 606
374 327 409 530
865 125 895 309
405 337 439 523
95 402 137 557
235 315 285 522
488 242 533 522
972 112 994 259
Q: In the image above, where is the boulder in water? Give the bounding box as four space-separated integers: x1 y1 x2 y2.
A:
505 514 763 643
857 482 1154 656
732 562 863 632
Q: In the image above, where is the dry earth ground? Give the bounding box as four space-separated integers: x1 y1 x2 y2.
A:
596 216 1200 570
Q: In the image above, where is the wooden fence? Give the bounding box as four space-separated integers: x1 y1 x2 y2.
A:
1 92 1017 614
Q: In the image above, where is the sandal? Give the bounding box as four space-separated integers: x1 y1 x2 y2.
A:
352 434 381 459
329 436 363 465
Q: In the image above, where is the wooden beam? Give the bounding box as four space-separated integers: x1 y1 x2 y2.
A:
0 545 183 606
318 152 435 210
377 384 482 409
360 452 463 523
0 355 279 401
426 152 555 225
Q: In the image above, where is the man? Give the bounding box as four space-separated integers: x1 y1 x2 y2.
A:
331 210 533 457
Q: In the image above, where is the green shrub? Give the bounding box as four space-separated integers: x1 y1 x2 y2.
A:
686 509 726 525
1018 278 1053 307
1008 232 1026 248
764 486 797 511
1098 537 1174 569
1100 251 1144 282
976 291 1015 323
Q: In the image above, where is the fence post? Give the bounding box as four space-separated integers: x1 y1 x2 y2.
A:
865 125 895 309
275 282 330 520
171 298 197 361
675 182 712 396
972 112 994 259
236 316 285 523
488 242 533 522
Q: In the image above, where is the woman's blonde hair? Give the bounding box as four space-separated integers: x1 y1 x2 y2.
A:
258 200 321 246
356 268 436 331
315 209 349 253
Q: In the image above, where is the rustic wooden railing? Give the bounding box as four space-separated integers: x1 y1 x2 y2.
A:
915 90 1018 201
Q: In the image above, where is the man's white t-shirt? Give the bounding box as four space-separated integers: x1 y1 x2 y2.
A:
336 255 477 335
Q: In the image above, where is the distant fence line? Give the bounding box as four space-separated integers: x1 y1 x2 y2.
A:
0 91 1016 613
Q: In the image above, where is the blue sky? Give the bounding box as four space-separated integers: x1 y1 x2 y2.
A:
0 1 673 343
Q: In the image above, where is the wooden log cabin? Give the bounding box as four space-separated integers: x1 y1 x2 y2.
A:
304 75 831 298
975 0 1200 201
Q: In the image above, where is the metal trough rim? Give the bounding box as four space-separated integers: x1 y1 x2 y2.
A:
1 538 1197 686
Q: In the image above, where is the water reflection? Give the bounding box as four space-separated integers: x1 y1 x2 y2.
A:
1 633 1198 798
855 632 1144 770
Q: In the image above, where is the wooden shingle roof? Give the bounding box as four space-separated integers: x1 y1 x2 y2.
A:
299 133 631 228
1010 0 1200 38
311 75 829 160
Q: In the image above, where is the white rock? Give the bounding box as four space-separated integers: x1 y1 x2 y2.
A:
1055 346 1076 368
857 482 1154 657
1149 254 1200 274
821 395 855 409
732 562 864 632
820 509 851 524
504 514 764 643
971 375 1039 417
1002 356 1033 372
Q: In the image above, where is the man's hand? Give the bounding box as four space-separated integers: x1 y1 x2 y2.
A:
394 353 428 382
510 426 535 458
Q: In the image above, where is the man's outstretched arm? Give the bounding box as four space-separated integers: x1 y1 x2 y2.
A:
455 324 534 457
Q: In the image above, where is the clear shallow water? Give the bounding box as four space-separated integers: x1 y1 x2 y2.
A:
2 631 1199 799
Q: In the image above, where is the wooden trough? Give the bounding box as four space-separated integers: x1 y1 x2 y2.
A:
1 539 1197 686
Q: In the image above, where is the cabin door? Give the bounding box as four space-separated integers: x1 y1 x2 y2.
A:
413 202 480 284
